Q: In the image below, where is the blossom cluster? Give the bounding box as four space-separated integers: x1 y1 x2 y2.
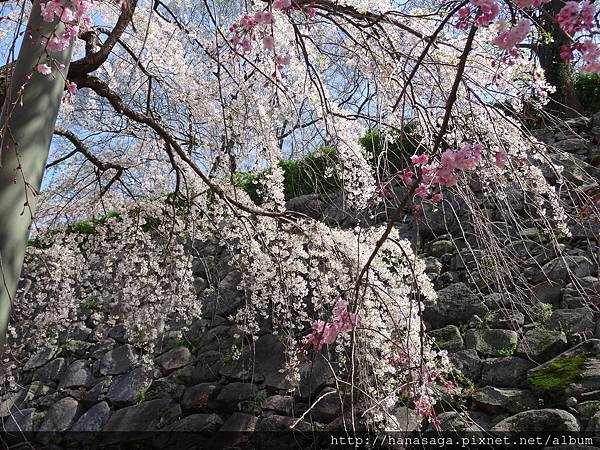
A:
302 299 359 351
9 204 199 360
453 0 599 71
556 0 595 35
194 187 447 426
229 0 314 68
32 1 96 104
402 144 483 201
493 20 530 54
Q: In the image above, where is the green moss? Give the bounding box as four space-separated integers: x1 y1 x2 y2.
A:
535 303 554 329
498 341 518 357
528 352 589 391
535 333 553 351
359 125 418 177
64 211 122 237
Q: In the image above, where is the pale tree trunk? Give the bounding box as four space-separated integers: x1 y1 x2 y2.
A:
0 1 74 351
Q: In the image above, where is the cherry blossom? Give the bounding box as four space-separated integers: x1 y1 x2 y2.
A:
556 0 595 35
273 0 292 12
471 0 499 26
35 63 52 75
493 19 530 52
303 299 359 351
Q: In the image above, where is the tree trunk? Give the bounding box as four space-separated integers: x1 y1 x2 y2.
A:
0 1 74 351
537 0 584 118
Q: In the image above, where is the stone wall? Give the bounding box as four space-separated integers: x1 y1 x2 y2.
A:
2 118 600 449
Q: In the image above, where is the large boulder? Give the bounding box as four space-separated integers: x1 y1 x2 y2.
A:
155 346 192 373
487 309 525 330
214 382 258 412
482 357 536 388
24 346 57 371
528 339 600 400
107 367 152 407
464 329 519 357
490 409 580 433
516 329 569 363
429 325 464 352
207 413 258 449
58 360 95 390
473 387 538 415
103 398 180 435
99 344 138 376
547 308 597 343
71 401 111 432
532 256 595 284
424 283 488 329
38 397 81 432
181 383 221 412
449 349 482 381
562 277 599 309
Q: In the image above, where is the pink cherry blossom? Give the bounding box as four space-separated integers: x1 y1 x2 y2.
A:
416 184 428 198
36 63 52 76
60 7 76 23
255 11 275 25
62 24 80 42
303 299 359 351
67 82 78 95
400 170 414 185
513 0 549 8
580 40 600 73
495 149 508 168
432 192 443 203
471 0 499 26
275 53 291 66
560 44 575 62
493 20 530 52
262 35 275 51
556 1 595 35
411 154 429 166
455 7 472 30
40 0 63 23
273 0 292 11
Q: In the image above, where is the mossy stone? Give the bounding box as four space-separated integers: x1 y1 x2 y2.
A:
528 352 589 391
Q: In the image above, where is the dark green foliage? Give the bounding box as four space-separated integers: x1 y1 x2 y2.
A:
280 146 340 200
233 146 341 204
65 211 121 236
360 125 418 178
574 72 600 114
232 171 264 205
234 125 418 205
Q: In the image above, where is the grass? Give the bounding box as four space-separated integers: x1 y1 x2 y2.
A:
535 304 554 329
476 314 491 330
175 335 194 350
81 298 97 311
136 388 146 405
498 341 518 357
528 352 589 391
255 392 267 408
